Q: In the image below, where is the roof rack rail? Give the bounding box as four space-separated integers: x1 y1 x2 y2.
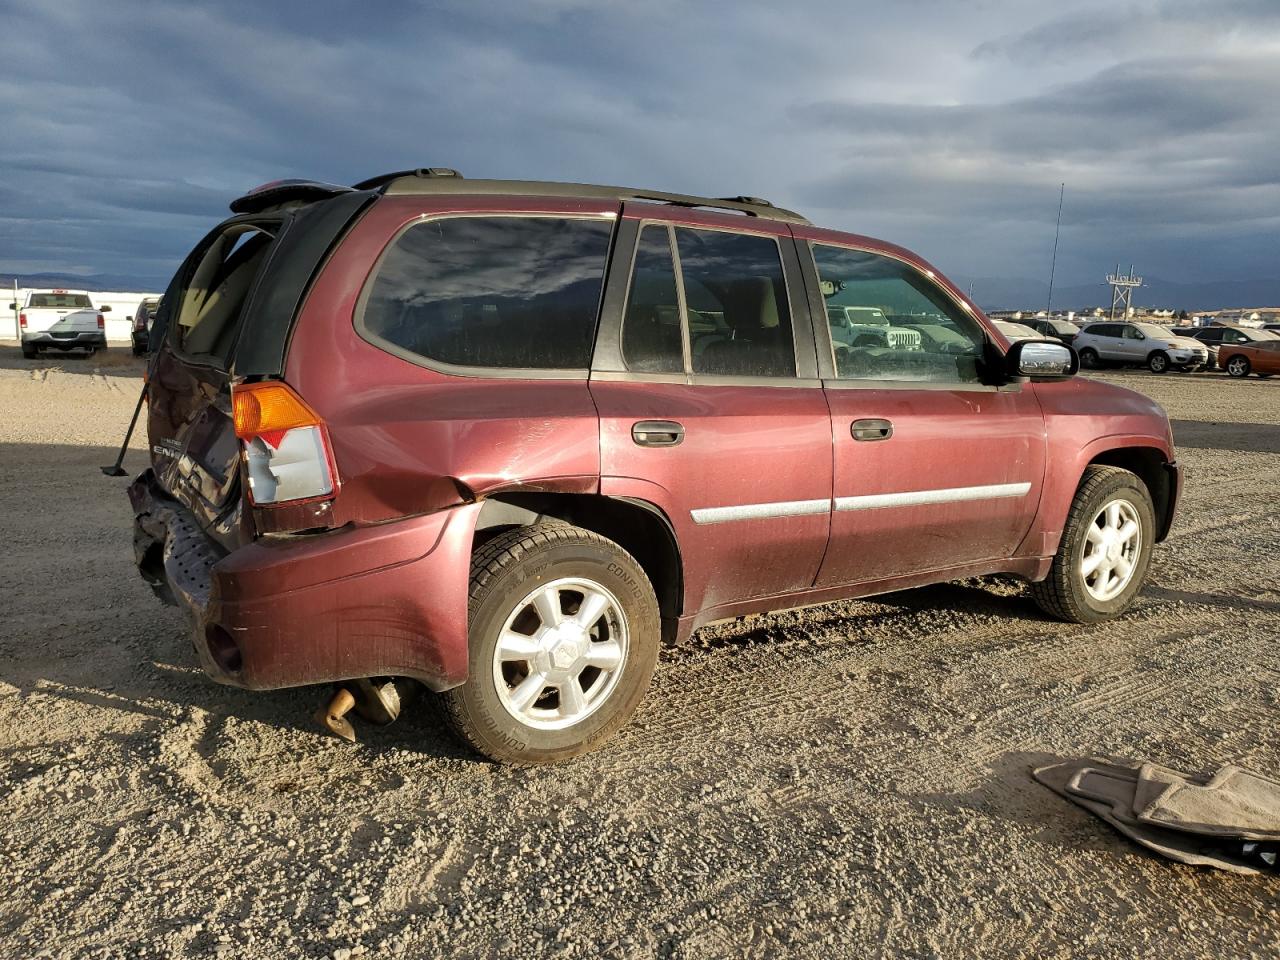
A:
352 168 463 191
379 176 809 224
717 195 774 208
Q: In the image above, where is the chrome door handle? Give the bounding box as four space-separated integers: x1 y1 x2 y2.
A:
632 420 685 447
851 418 893 441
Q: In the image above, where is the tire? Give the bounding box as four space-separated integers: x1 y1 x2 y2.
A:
1031 465 1155 624
442 523 660 764
21 344 38 360
1078 347 1100 369
1147 351 1169 373
1225 355 1251 378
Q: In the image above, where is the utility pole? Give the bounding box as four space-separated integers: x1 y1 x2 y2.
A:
12 278 18 340
1046 182 1064 315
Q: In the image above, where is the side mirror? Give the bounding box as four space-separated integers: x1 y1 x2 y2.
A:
99 304 112 312
1006 339 1077 382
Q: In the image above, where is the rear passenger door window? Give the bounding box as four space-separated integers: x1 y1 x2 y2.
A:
810 244 985 384
360 215 614 372
617 224 799 380
678 228 796 378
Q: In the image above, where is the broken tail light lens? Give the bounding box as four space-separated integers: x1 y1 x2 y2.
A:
231 381 337 506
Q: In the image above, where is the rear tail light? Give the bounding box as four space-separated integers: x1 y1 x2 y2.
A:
18 313 26 328
231 381 337 506
96 313 105 329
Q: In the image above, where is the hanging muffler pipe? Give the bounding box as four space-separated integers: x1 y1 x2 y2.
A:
315 678 419 742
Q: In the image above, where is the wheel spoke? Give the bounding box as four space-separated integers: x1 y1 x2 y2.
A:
507 671 549 713
1113 554 1133 580
583 640 623 671
1081 550 1107 576
1116 520 1139 544
1106 502 1121 528
497 631 540 662
1086 524 1105 545
574 591 609 629
531 586 562 628
558 678 587 717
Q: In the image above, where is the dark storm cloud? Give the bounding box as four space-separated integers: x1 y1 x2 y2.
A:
0 0 1276 297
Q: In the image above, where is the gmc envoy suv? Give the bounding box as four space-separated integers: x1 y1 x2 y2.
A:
130 169 1181 763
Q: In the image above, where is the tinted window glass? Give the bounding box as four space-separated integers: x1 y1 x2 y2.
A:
621 226 684 373
675 228 795 378
28 293 92 309
362 216 613 370
811 244 984 383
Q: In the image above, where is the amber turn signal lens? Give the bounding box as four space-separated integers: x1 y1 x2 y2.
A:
232 381 322 440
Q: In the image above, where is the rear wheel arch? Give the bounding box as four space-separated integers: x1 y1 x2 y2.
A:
475 493 683 636
1086 446 1174 541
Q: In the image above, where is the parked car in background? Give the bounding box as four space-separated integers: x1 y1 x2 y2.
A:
1074 321 1208 373
993 320 1042 342
1259 322 1280 335
1027 317 1080 345
15 290 107 359
129 170 1181 763
1175 324 1278 372
131 298 162 355
1220 339 1280 379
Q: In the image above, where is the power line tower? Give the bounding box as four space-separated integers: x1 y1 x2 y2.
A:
1106 263 1143 320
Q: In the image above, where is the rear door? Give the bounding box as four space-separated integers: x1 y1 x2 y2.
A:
147 220 280 549
590 208 832 616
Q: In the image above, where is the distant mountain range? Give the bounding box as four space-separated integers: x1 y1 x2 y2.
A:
0 271 168 293
956 275 1279 313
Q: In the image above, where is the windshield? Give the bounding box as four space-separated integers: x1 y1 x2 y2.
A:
28 293 92 309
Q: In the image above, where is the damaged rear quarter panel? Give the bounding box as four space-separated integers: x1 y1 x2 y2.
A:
282 196 605 528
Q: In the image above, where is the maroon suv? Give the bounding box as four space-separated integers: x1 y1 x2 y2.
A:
130 169 1181 763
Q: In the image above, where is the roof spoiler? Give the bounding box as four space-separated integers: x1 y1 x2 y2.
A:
229 179 355 214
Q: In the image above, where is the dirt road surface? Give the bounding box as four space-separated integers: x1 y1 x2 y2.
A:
1 346 1276 959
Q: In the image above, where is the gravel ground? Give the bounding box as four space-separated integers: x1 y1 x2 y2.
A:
1 345 1277 959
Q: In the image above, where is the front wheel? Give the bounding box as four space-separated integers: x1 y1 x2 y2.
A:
1147 351 1170 373
1225 355 1251 378
442 523 660 764
1078 347 1100 369
1031 466 1155 624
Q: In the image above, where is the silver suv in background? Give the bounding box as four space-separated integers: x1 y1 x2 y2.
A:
1074 321 1209 373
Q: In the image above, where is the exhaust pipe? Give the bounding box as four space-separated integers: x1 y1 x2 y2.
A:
315 678 419 742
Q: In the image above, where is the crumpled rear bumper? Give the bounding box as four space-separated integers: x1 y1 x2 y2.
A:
129 470 476 692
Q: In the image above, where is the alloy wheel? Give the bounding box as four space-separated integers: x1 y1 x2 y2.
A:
1079 498 1142 602
491 577 628 730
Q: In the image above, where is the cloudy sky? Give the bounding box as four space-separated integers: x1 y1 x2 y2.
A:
1 0 1277 303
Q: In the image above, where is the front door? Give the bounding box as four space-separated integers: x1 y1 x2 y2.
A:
799 239 1046 586
590 209 832 616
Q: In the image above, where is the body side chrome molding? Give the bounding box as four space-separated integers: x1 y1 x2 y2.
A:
691 498 830 525
834 482 1031 513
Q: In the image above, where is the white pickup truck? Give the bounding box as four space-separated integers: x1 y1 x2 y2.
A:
16 290 108 359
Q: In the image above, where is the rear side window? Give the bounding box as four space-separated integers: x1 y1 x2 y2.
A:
29 293 92 309
361 216 614 371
